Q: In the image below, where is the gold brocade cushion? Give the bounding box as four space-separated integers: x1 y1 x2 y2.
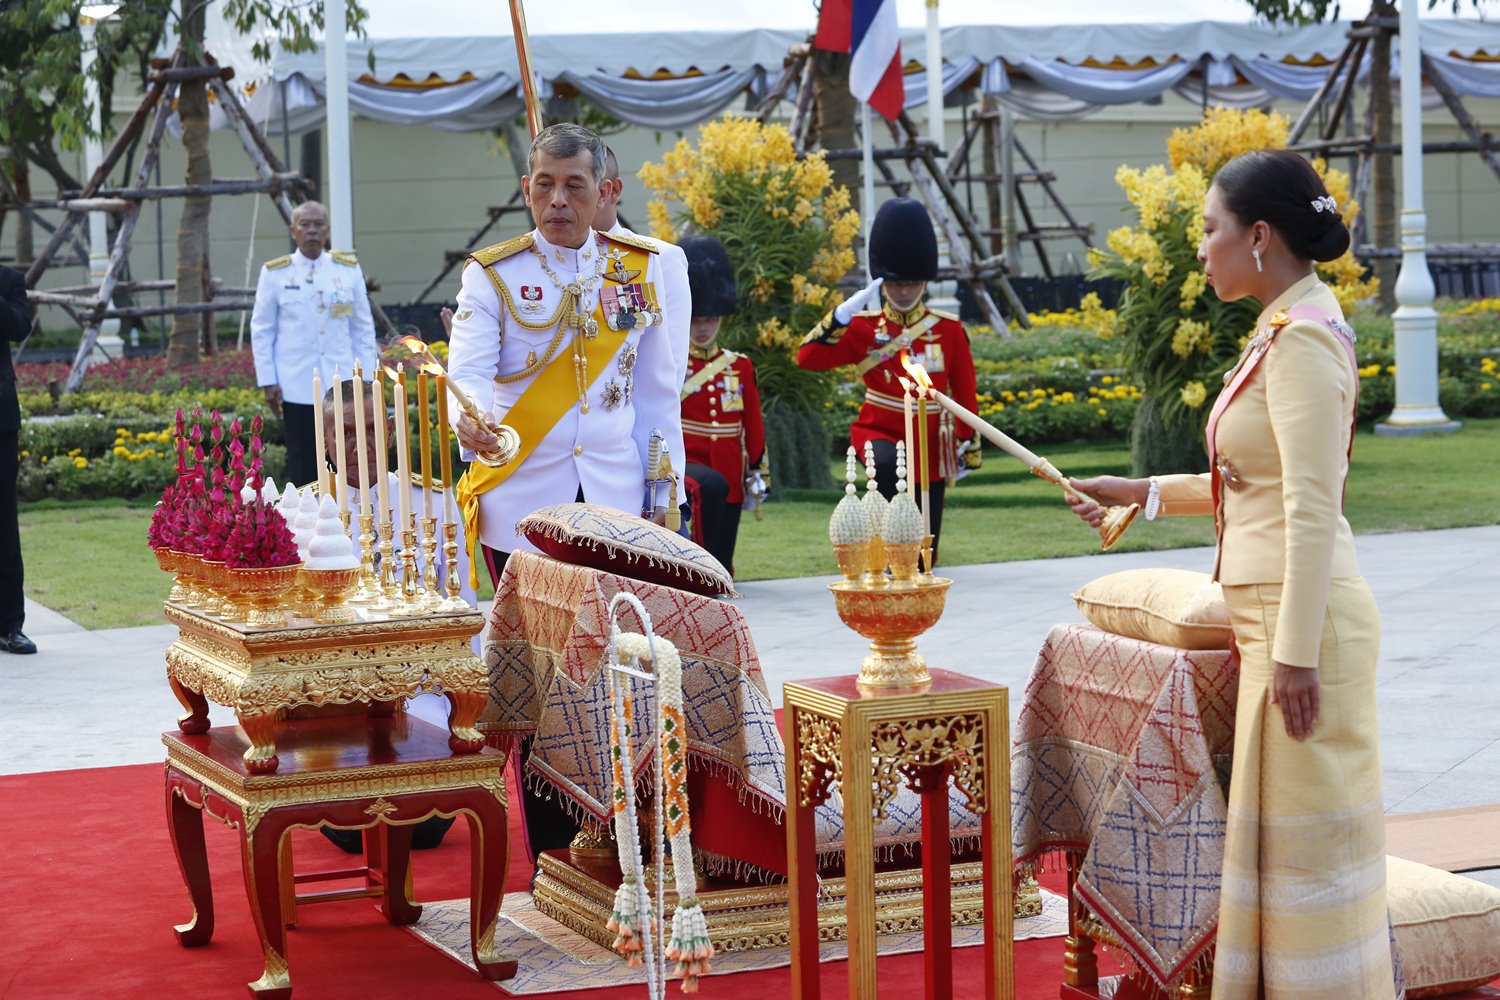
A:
1388 856 1500 998
1072 568 1232 650
517 502 734 598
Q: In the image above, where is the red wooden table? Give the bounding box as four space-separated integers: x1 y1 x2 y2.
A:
163 715 517 998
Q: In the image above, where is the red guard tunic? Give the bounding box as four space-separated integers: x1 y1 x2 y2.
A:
796 302 978 482
680 347 765 504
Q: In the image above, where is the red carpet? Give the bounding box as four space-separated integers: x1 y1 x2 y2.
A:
4 761 1493 999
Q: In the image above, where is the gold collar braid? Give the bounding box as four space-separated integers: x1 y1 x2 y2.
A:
882 301 927 327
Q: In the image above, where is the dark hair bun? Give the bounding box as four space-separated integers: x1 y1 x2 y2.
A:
1213 149 1351 264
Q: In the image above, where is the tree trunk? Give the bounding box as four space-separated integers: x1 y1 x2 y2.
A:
11 158 34 267
813 51 860 197
168 13 212 368
1369 2 1398 312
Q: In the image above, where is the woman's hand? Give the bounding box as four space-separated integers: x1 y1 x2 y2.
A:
1066 476 1148 527
1272 662 1321 741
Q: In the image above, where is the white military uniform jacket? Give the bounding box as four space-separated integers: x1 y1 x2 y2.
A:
447 227 686 554
251 248 378 405
608 221 690 390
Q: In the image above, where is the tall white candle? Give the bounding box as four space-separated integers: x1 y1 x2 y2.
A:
352 368 370 520
900 369 915 488
332 374 349 517
394 378 411 535
311 373 326 494
373 370 390 527
925 385 1043 468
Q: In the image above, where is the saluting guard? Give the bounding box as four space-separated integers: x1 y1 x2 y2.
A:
678 235 766 575
796 197 980 561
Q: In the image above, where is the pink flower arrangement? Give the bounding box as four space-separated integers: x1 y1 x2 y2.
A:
224 500 300 569
147 479 189 550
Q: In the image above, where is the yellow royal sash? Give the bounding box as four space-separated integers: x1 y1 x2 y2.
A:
456 241 651 586
679 350 737 401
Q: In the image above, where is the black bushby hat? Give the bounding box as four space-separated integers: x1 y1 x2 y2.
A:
681 234 739 318
868 198 938 282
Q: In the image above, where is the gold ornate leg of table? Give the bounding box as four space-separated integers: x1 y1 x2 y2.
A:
1062 853 1098 988
1177 967 1212 997
445 688 487 754
239 712 283 774
169 675 211 735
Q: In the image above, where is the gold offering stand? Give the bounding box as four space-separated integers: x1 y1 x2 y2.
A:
164 603 489 774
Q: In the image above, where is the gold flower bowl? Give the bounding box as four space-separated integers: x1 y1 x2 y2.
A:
198 560 227 616
829 577 951 690
154 548 192 604
225 563 302 629
302 566 362 625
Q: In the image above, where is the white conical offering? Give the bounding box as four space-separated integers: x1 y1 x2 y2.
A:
277 482 300 521
293 487 321 562
306 494 359 570
238 482 258 504
881 441 924 546
259 476 279 504
860 440 888 538
829 447 872 546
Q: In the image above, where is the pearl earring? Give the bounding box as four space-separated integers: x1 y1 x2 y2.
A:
1253 248 1263 273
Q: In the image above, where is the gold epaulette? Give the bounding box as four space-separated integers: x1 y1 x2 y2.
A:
410 471 447 490
928 308 960 322
599 230 660 255
855 309 882 318
264 255 292 271
468 234 534 269
330 250 359 267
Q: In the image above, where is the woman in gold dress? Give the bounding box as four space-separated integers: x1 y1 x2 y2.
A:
1070 149 1400 999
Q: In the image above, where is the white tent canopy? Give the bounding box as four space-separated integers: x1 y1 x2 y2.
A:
192 0 1500 131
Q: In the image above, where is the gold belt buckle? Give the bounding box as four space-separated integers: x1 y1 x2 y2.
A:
1216 457 1245 492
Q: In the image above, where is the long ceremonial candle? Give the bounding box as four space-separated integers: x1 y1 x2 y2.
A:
925 385 1043 468
373 370 390 526
437 374 455 524
901 365 915 489
917 391 931 536
417 371 433 519
311 373 326 493
394 377 411 534
352 366 370 519
332 374 349 516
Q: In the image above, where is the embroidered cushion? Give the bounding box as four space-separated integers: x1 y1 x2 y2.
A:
1387 855 1500 997
1072 568 1231 650
517 502 734 597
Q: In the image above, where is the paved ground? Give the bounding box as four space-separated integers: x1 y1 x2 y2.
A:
3 524 1496 883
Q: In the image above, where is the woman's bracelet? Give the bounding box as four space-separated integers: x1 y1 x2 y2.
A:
1144 477 1162 521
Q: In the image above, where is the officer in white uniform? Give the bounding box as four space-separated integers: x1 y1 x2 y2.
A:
251 200 378 488
598 146 690 391
448 123 685 582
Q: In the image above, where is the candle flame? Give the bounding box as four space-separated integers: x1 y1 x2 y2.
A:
381 334 447 377
899 354 934 391
897 375 912 392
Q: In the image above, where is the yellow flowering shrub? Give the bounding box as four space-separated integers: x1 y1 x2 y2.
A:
1091 106 1377 472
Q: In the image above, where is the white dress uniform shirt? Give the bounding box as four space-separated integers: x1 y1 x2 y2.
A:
608 221 690 390
446 227 686 555
250 248 378 405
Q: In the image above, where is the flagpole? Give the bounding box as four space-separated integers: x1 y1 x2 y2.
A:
507 0 543 138
926 0 943 158
861 100 875 280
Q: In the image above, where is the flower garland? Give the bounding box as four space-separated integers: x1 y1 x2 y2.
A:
604 594 714 994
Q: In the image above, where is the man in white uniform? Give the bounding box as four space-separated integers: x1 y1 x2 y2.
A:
597 146 690 390
448 123 685 587
250 201 377 487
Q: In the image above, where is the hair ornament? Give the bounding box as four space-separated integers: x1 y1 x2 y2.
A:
1311 195 1338 214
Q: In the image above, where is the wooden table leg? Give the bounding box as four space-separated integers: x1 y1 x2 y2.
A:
445 689 487 754
980 697 1014 1000
169 675 211 735
842 725 878 1000
242 812 294 1000
165 774 215 947
238 711 282 774
787 706 823 1000
1063 853 1098 989
379 822 423 926
917 764 953 1000
465 795 518 981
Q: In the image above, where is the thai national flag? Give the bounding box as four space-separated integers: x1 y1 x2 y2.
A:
815 0 904 121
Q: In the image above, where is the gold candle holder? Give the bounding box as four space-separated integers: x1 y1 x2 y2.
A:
389 526 421 617
376 518 400 609
439 521 469 612
419 515 443 611
349 512 381 606
1032 458 1139 551
830 577 950 689
919 533 936 577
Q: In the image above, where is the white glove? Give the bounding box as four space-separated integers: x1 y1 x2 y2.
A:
834 277 883 326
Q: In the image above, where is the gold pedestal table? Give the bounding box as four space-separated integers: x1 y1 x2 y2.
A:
163 604 489 773
785 670 1015 1000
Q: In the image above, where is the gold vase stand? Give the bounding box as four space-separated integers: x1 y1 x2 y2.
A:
163 603 489 774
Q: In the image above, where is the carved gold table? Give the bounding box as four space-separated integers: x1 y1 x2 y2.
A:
163 604 488 773
785 670 1015 1000
163 714 516 999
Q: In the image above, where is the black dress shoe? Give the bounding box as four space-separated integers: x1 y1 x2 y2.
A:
0 629 36 654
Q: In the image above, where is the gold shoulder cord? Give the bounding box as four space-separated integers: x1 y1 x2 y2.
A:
475 264 575 385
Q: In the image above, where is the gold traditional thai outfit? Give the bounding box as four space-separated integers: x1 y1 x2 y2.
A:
1155 273 1400 999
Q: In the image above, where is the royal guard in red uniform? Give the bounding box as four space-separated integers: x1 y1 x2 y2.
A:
679 235 766 574
797 198 980 560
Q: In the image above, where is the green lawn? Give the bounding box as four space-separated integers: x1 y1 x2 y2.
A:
19 419 1500 629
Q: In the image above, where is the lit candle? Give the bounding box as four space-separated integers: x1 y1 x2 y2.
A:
899 368 915 488
373 369 390 527
924 385 1043 468
352 365 370 521
394 377 411 534
332 373 349 517
437 374 455 524
917 389 931 537
417 371 433 519
311 373 326 493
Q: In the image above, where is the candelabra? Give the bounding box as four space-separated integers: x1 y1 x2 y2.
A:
439 522 470 612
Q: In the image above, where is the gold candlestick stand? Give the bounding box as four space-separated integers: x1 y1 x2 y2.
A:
377 519 400 609
350 512 383 606
419 516 443 611
393 526 421 617
439 522 470 612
